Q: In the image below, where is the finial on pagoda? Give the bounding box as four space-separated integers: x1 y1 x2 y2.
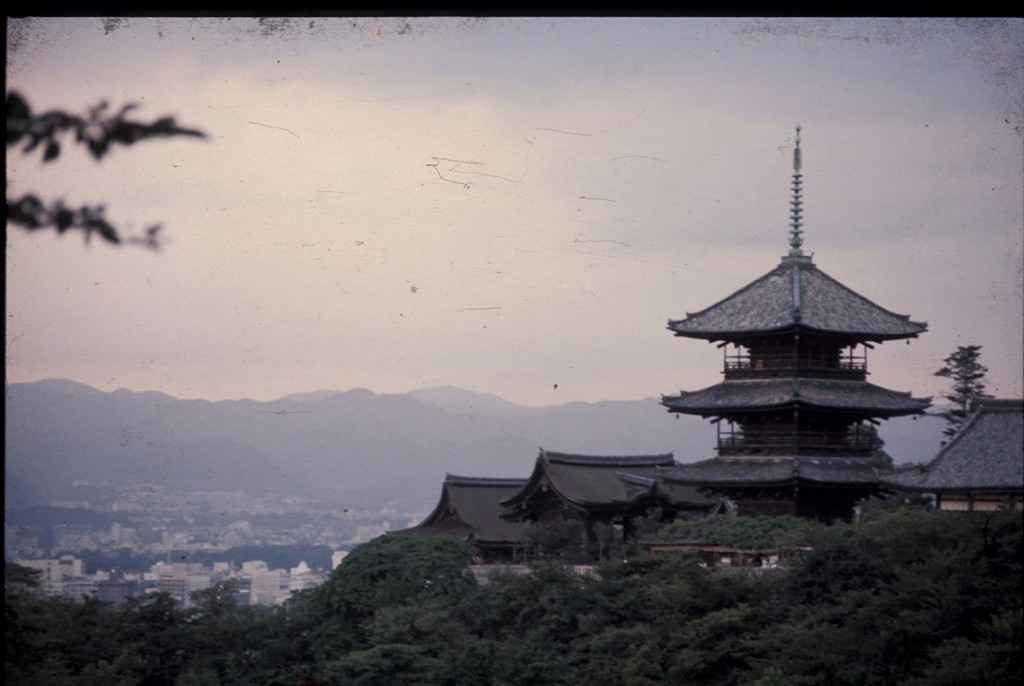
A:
788 125 804 257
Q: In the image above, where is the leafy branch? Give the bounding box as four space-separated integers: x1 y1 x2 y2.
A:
6 90 206 248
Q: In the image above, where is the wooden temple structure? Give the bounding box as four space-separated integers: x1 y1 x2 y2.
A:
657 127 931 522
499 449 713 529
392 474 528 562
886 398 1023 511
397 127 941 559
396 451 714 561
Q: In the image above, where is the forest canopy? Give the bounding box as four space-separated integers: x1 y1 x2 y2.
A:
6 507 1022 686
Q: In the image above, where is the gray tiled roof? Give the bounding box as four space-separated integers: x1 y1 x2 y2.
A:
662 378 930 416
501 450 677 510
658 456 881 486
885 399 1023 492
403 474 528 543
616 471 719 508
668 256 927 340
543 451 676 467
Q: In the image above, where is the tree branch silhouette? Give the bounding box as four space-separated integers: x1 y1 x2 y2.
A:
6 90 206 248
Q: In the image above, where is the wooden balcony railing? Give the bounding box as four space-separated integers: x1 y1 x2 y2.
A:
717 426 878 456
723 352 867 379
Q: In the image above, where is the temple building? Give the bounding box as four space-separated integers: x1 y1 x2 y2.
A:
397 451 715 562
500 450 713 531
886 398 1023 511
392 474 528 562
657 127 931 522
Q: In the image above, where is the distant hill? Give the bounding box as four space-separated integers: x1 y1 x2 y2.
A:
877 413 945 466
408 386 528 415
5 379 945 513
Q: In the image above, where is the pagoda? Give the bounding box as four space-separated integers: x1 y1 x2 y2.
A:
658 127 931 522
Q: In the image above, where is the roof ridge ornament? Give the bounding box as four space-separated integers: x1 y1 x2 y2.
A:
788 125 805 257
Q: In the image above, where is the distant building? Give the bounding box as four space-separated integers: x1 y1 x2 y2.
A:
288 561 322 593
16 555 96 598
249 568 290 605
18 555 84 585
96 572 140 606
886 398 1023 511
154 561 190 605
656 127 930 522
227 577 253 605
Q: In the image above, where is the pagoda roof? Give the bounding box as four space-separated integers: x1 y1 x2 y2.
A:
662 378 930 417
885 398 1023 493
667 256 927 341
500 450 681 513
658 456 882 487
398 474 527 544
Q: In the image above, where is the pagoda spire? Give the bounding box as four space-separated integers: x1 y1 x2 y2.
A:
788 125 804 257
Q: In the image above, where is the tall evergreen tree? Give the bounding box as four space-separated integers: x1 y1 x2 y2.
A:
935 344 991 443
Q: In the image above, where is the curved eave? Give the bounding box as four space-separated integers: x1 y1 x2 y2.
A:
445 474 529 488
889 481 1023 494
500 455 677 513
684 477 882 488
505 473 633 512
498 471 549 510
661 390 932 418
660 475 880 488
541 450 675 468
499 481 592 515
666 321 928 343
659 458 883 488
415 482 461 528
616 472 657 488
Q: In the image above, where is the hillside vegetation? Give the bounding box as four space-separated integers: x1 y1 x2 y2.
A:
7 508 1022 685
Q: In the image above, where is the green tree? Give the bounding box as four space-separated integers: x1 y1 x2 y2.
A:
305 534 475 659
656 514 820 550
784 530 891 605
5 590 122 686
5 564 48 684
184 585 314 686
111 592 192 686
935 344 991 443
4 561 42 592
903 607 1023 686
6 90 205 248
522 519 585 561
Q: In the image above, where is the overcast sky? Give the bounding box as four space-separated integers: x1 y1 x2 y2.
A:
6 17 1023 407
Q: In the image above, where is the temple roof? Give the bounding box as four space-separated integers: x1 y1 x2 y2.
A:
500 450 680 513
658 456 882 487
667 257 927 341
886 399 1024 492
397 474 527 544
616 471 718 509
662 378 931 417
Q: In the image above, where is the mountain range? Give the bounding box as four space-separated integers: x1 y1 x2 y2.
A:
5 379 946 513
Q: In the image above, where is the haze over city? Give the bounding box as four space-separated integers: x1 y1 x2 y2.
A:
6 17 1022 407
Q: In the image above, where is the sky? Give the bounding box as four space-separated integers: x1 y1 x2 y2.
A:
6 17 1023 408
